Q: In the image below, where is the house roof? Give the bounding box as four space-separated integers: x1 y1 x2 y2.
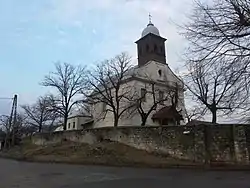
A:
68 110 92 119
80 119 94 127
151 106 183 120
68 114 92 120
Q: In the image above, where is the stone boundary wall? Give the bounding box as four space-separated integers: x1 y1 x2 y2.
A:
31 124 250 164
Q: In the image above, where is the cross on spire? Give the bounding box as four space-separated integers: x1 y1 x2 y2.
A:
149 13 152 24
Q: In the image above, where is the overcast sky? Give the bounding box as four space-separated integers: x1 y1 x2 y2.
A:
0 0 194 115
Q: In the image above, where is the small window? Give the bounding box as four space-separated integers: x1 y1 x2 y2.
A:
154 44 158 52
73 122 75 129
146 44 149 52
159 91 164 104
158 70 162 77
141 88 147 102
68 123 70 129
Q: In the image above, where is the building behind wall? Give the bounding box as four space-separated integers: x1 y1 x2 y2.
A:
66 115 93 131
61 17 187 131
88 18 186 128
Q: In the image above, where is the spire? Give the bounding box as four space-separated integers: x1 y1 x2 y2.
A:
149 13 152 23
148 13 153 26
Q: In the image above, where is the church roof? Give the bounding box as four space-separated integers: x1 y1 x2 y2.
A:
141 14 160 38
141 22 160 37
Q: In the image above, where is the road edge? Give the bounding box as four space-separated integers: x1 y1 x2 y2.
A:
0 153 250 171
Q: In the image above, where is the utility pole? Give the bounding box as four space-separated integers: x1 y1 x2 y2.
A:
11 95 18 146
0 96 17 149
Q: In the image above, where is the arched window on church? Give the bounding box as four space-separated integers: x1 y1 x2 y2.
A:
158 69 162 77
154 44 158 52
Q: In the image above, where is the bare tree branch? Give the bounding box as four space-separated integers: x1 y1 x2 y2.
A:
86 52 136 127
131 81 181 126
181 0 250 123
21 95 60 132
41 62 87 130
184 58 248 123
0 114 31 148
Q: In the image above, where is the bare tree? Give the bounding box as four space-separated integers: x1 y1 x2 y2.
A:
41 62 86 130
182 0 250 122
184 58 247 123
183 0 250 62
21 95 59 132
0 114 27 148
184 105 207 123
86 52 136 127
0 115 11 148
132 82 180 126
75 100 92 116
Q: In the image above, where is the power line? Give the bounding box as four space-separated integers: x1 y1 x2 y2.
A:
0 97 13 100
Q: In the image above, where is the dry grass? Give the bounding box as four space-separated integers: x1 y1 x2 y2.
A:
1 140 201 168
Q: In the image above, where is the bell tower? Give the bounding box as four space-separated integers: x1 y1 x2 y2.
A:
135 15 167 67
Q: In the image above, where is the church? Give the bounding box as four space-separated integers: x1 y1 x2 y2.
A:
65 18 186 131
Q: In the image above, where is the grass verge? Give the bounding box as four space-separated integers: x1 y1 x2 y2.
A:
0 140 250 170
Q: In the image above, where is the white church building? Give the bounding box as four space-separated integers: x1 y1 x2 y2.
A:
65 19 186 131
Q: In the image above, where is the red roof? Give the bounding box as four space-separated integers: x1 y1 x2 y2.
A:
152 106 183 120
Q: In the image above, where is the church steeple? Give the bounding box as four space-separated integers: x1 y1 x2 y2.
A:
148 13 152 25
135 16 167 67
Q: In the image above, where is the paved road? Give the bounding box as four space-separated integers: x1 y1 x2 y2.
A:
0 159 250 188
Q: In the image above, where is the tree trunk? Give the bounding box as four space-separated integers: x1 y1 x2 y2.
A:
211 108 217 124
141 118 147 126
63 114 68 130
39 116 43 132
38 123 42 132
114 115 119 127
140 113 147 126
4 132 10 149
